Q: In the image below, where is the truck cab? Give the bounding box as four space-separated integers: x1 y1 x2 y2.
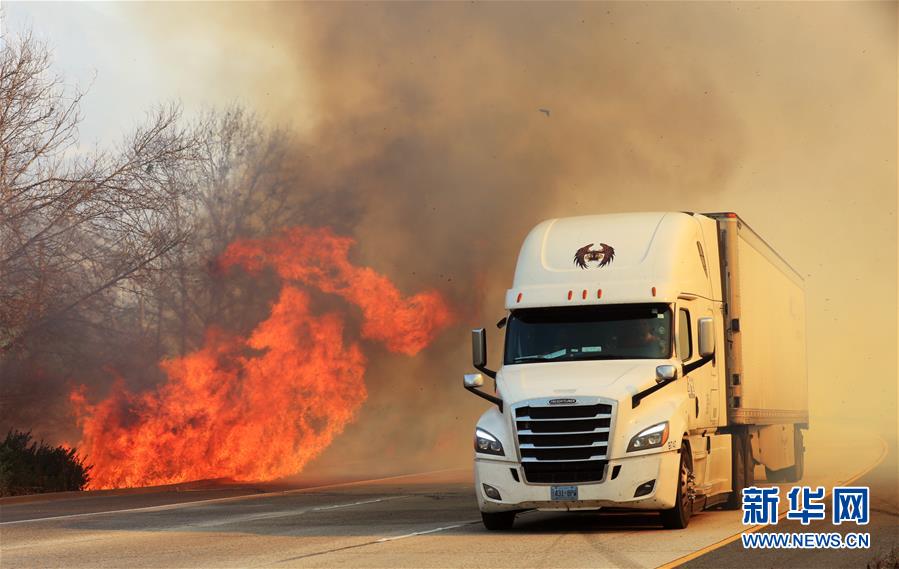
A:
464 212 807 530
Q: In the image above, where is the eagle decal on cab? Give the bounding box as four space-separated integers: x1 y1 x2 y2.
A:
573 243 615 269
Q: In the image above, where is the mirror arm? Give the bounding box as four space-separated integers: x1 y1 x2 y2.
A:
632 378 675 409
634 364 682 408
683 354 714 375
474 363 496 379
464 384 503 411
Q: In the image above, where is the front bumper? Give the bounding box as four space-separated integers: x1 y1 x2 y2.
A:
475 450 680 513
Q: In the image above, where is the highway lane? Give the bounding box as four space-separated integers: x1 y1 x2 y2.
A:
0 428 887 569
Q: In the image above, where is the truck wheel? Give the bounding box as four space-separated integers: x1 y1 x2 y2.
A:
660 448 692 529
765 426 804 482
481 511 516 531
724 431 751 510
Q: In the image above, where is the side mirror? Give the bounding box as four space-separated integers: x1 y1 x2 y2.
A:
697 317 715 357
463 373 484 388
472 328 487 369
465 329 500 409
655 365 678 384
471 328 496 379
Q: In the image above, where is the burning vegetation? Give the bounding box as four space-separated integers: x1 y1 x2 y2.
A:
72 228 451 489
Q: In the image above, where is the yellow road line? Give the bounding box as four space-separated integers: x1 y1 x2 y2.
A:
655 437 890 569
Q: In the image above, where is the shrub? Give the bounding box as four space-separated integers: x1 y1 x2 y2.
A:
0 430 91 496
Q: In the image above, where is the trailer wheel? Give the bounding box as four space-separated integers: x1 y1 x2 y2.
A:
793 427 805 480
481 511 516 531
724 431 752 510
661 447 693 529
765 426 805 482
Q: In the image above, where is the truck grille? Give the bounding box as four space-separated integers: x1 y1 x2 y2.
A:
515 401 612 484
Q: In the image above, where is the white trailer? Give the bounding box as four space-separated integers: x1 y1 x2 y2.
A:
463 211 807 530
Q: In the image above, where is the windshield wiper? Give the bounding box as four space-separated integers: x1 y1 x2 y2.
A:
512 350 577 363
512 355 552 363
512 352 623 364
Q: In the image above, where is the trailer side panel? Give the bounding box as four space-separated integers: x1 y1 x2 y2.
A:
714 215 809 425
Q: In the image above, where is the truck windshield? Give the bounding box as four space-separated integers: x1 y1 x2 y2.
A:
503 303 673 364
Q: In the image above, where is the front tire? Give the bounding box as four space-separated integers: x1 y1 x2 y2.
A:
660 447 693 529
481 511 516 531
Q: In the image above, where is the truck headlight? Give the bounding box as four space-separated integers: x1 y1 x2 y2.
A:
475 428 504 456
627 422 669 452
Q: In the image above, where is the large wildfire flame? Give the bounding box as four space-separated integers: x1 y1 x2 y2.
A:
70 227 453 490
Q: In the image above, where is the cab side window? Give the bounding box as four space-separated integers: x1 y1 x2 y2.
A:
677 308 692 361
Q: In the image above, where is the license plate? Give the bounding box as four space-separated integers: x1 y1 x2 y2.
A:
550 485 578 501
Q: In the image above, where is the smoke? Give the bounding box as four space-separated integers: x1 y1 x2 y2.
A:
201 2 894 473
7 2 896 480
285 4 751 475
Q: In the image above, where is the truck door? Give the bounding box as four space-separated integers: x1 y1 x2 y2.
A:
677 299 719 430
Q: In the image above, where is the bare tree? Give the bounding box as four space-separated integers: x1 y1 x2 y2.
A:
131 106 306 356
0 31 313 443
0 32 195 353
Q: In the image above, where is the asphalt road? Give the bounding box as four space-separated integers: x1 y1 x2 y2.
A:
0 429 890 569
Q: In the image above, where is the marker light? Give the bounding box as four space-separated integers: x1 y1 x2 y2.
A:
516 292 523 303
597 289 602 299
567 290 573 300
582 290 587 300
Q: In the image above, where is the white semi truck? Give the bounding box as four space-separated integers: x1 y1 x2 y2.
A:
463 212 808 530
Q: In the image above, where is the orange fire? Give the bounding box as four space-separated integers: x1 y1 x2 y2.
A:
71 227 453 489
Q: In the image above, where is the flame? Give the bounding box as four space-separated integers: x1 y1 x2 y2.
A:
71 227 453 490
